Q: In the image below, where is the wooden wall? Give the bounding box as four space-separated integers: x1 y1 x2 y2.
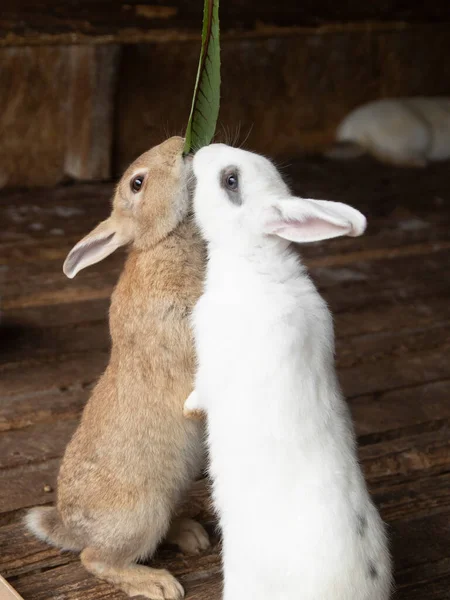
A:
1 2 450 187
0 46 119 187
116 27 450 172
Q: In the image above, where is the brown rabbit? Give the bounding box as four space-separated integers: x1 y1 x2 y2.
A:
25 137 209 599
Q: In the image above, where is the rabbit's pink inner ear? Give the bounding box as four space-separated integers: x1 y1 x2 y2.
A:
266 216 351 243
63 233 116 279
306 199 367 237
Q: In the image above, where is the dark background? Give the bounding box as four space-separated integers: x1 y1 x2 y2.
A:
1 0 450 187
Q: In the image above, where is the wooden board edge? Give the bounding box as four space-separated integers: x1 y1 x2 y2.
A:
0 575 25 600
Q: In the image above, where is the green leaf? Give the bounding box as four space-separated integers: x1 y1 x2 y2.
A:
183 0 220 155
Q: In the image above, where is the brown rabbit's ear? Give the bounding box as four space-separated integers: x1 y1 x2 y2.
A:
63 217 131 279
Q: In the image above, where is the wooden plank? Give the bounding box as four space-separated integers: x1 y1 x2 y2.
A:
0 352 109 397
396 558 450 600
351 380 450 439
0 181 112 215
392 513 450 571
314 247 450 295
8 558 222 600
0 521 79 579
0 459 61 514
64 45 120 181
0 576 25 600
9 562 128 600
0 419 78 470
0 265 120 310
336 312 450 397
0 47 70 188
2 2 450 47
361 426 450 489
337 321 450 371
3 298 109 329
375 471 450 523
335 294 450 339
0 387 88 432
9 563 221 600
340 345 449 399
0 47 119 188
0 320 109 365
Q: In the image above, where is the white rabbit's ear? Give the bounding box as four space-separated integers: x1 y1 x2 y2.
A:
63 217 131 279
265 197 367 243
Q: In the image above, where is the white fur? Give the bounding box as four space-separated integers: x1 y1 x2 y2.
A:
188 144 392 600
335 97 450 165
25 508 50 542
24 507 79 551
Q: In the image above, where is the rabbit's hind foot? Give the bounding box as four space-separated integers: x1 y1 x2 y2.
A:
166 517 210 555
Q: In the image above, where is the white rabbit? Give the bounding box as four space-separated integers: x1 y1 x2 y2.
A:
331 97 450 166
184 144 392 600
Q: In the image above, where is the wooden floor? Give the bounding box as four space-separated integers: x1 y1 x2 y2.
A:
1 156 450 600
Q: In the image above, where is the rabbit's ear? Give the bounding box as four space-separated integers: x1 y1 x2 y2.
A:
63 217 131 279
265 197 366 243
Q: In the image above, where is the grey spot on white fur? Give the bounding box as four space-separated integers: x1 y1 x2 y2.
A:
356 513 368 537
368 561 379 580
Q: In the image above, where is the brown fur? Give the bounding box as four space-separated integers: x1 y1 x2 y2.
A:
26 137 209 599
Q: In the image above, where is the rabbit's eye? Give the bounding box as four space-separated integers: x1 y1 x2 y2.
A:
220 167 242 206
131 175 145 193
226 173 238 191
